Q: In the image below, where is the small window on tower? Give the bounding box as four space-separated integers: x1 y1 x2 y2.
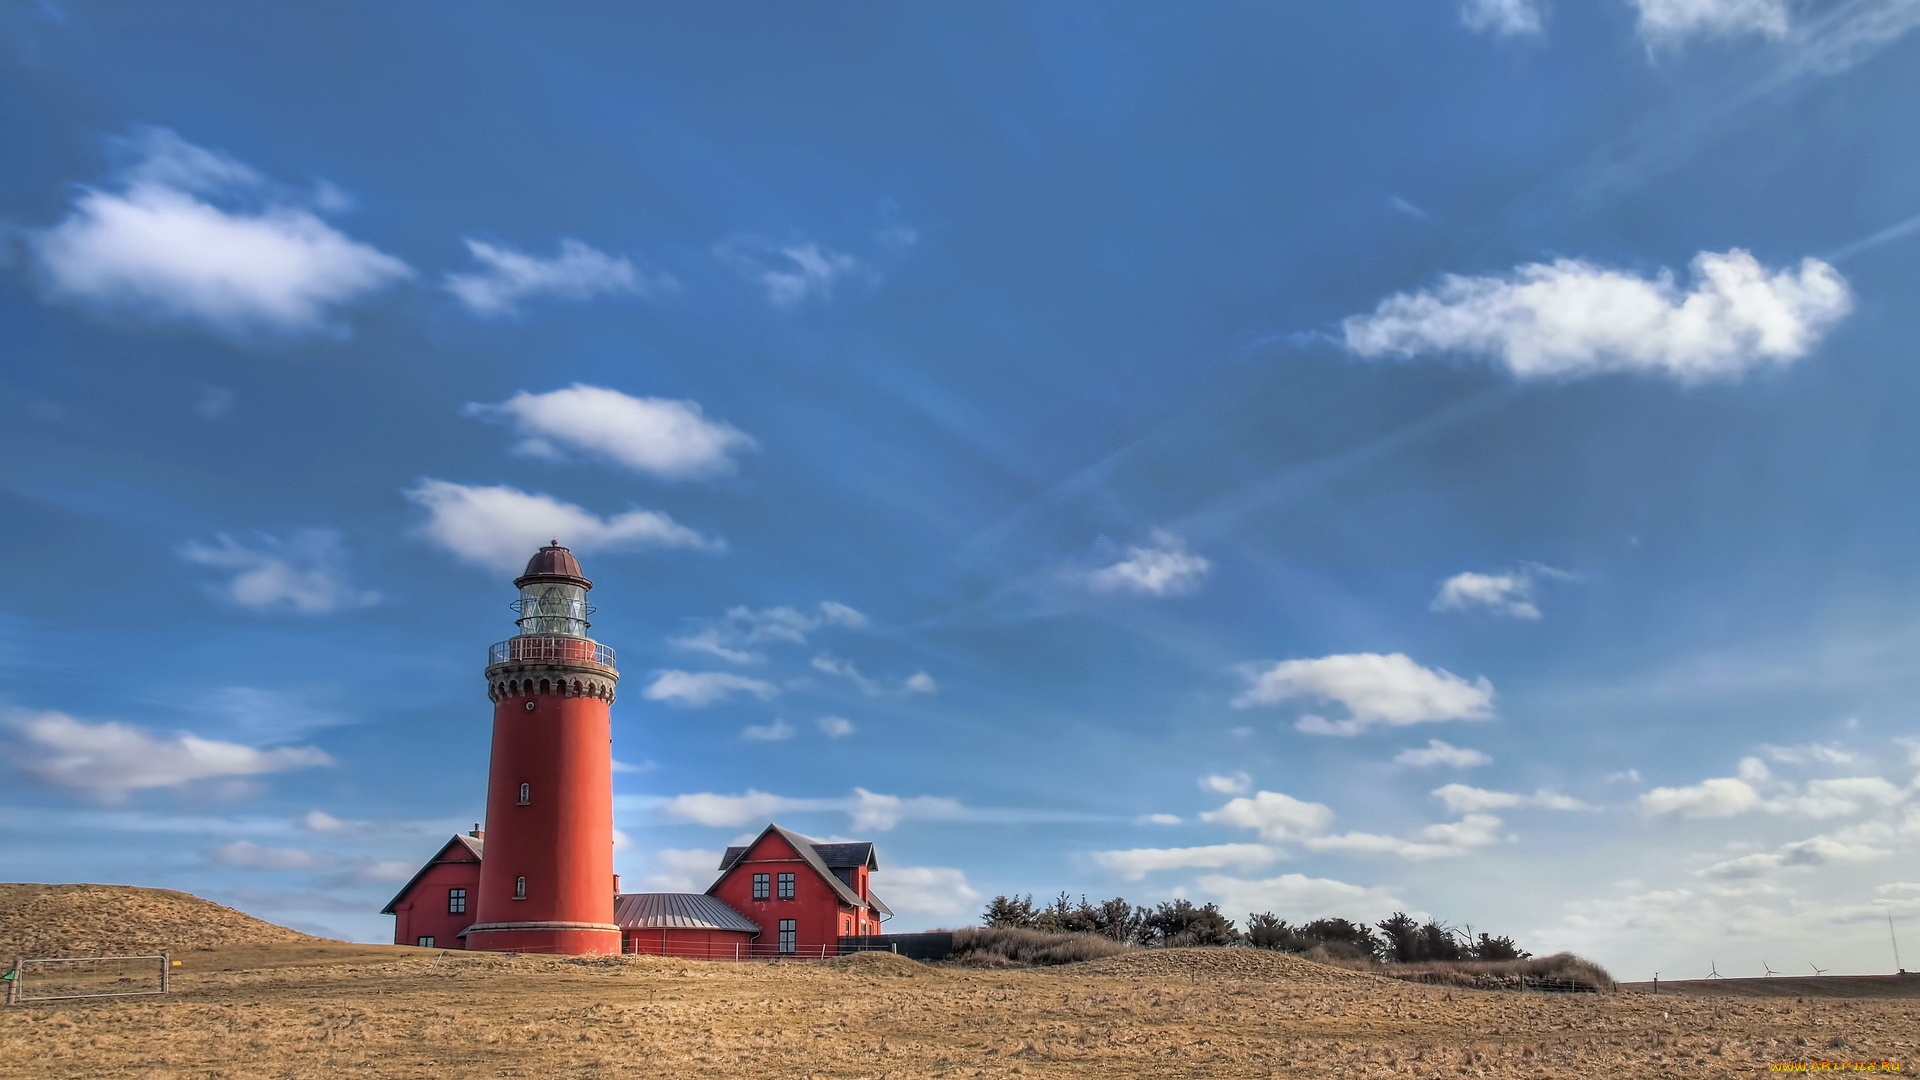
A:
518 783 530 805
752 873 770 901
448 888 467 914
514 876 527 900
777 872 796 900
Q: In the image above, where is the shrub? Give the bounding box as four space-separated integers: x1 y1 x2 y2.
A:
949 926 1133 966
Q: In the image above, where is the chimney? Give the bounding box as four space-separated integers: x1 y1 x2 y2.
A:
612 874 622 895
469 823 484 839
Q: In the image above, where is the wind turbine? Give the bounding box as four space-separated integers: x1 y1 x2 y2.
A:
1809 963 1829 976
1762 960 1780 977
1706 960 1723 979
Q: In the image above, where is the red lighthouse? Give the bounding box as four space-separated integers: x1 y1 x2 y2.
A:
464 542 622 956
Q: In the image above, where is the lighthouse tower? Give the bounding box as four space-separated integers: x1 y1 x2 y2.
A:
465 542 622 955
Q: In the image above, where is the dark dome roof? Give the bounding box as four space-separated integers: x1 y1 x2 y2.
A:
514 541 592 589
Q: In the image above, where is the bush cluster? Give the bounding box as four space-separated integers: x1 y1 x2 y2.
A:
981 893 1529 963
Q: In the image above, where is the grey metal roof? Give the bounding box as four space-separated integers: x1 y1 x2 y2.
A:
614 892 760 933
867 890 893 918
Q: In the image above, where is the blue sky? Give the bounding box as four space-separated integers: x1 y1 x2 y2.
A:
5 0 1920 979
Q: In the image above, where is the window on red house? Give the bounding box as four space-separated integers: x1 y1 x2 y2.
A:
752 873 770 900
778 919 796 954
777 872 795 899
448 888 466 914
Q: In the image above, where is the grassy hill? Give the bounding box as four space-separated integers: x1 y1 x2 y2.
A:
0 883 324 960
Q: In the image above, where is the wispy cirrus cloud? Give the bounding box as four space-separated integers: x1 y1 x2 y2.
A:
444 237 673 317
464 385 754 482
1085 532 1211 597
1394 739 1492 769
27 127 410 339
670 602 867 664
642 671 779 708
1342 249 1851 383
1461 0 1545 37
1632 0 1789 47
715 236 868 309
176 529 379 615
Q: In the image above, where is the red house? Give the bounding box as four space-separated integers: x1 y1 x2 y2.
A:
701 825 892 957
384 822 892 958
381 828 484 950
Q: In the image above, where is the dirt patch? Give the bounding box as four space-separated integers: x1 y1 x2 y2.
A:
1622 974 1920 999
0 883 323 961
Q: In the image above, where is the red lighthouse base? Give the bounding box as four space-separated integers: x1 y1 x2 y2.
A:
465 923 621 956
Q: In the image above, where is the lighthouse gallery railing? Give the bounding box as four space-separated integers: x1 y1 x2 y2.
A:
488 636 617 671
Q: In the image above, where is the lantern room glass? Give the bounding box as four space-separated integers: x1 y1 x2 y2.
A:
513 583 592 637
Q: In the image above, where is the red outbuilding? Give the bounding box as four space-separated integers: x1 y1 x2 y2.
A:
381 828 484 950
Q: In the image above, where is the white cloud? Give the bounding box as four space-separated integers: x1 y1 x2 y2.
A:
1195 872 1406 922
1461 0 1545 37
643 671 779 708
639 848 723 892
849 788 965 832
1641 776 1764 817
811 653 881 696
1092 843 1278 881
670 602 866 664
177 529 379 615
1394 739 1492 769
1341 249 1851 383
1432 783 1591 815
1233 653 1495 736
3 710 331 801
1632 0 1789 46
404 479 720 574
1772 777 1908 819
463 385 754 481
741 719 796 742
1306 813 1507 861
210 841 326 870
341 858 414 885
1086 532 1211 597
29 127 410 338
1201 772 1253 796
1200 790 1336 842
715 236 865 309
903 671 939 694
870 866 981 919
444 237 671 317
1431 564 1571 620
1702 834 1891 879
1142 813 1182 825
660 789 806 827
297 810 418 836
1764 742 1861 767
817 716 855 739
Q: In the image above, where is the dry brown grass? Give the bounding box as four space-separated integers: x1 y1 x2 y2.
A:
4 942 1918 1078
5 886 1918 1078
0 883 319 960
1313 951 1617 992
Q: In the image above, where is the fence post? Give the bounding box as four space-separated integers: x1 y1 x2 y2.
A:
892 943 899 955
6 958 20 1005
160 953 170 994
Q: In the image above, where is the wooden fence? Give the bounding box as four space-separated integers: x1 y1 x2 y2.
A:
5 954 172 1004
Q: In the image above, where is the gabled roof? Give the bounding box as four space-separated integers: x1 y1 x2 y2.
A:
711 824 869 910
810 842 878 870
615 892 760 933
379 834 483 915
867 891 893 918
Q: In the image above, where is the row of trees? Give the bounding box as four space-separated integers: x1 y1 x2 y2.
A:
981 893 1529 963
